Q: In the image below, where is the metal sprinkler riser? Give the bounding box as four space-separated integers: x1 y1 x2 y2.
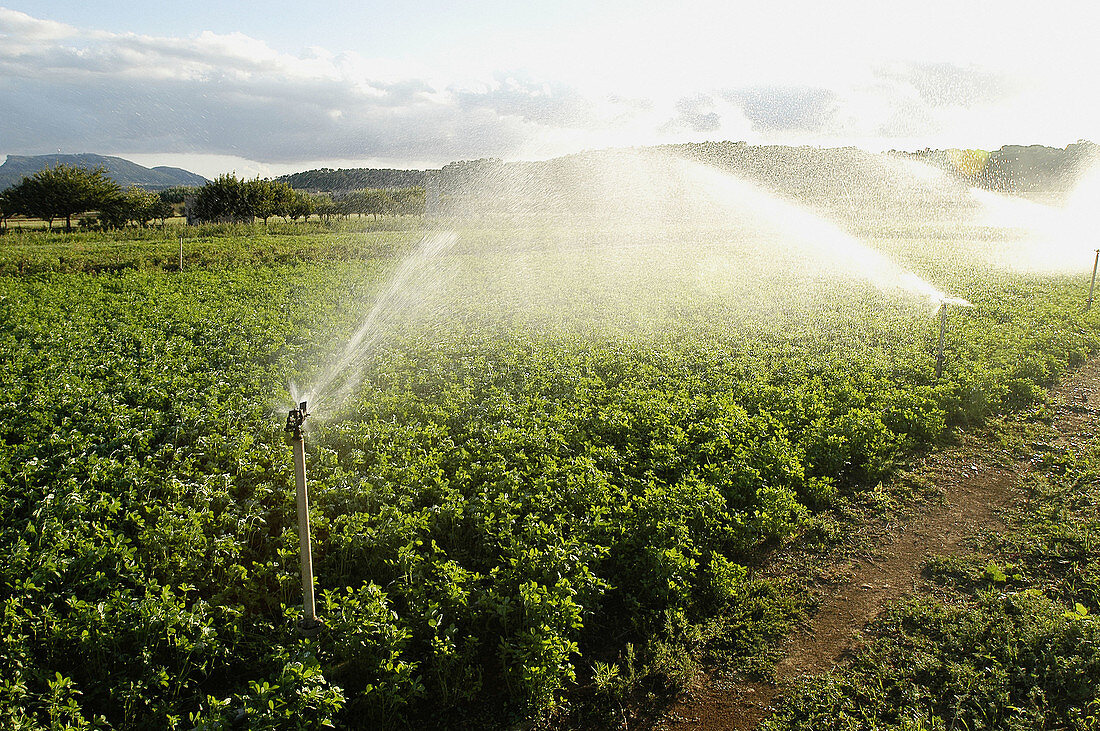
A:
1087 249 1099 312
935 301 948 380
285 400 318 631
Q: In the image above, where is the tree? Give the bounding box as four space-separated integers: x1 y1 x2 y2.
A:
391 186 426 216
248 178 278 224
3 164 123 230
151 195 174 225
158 186 200 205
247 178 296 224
191 174 254 223
0 189 11 233
102 187 162 228
285 190 315 221
336 190 369 218
189 175 305 224
156 189 189 221
309 193 336 222
333 193 354 219
363 189 392 219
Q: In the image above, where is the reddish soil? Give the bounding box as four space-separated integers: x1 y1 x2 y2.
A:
654 359 1100 731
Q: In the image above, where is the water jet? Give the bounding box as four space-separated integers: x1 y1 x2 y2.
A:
303 231 458 416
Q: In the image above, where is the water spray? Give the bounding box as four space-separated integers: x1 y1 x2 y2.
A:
285 401 318 632
1088 249 1099 312
305 231 458 412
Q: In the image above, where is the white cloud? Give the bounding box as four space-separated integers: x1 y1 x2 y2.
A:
0 12 647 167
0 7 76 43
0 4 1098 173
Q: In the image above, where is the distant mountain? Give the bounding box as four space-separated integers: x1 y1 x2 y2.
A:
0 153 207 191
278 167 426 192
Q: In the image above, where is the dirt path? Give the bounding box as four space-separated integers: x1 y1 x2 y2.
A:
654 359 1100 730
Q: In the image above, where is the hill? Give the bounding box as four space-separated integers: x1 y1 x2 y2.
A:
278 167 426 192
423 141 1099 222
901 141 1098 193
0 153 207 191
664 140 1099 196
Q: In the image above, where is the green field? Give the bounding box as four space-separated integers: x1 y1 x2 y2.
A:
2 202 1099 728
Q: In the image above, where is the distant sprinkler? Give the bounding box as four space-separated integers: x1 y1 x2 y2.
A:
935 296 972 380
285 401 319 632
935 302 947 379
1087 249 1099 312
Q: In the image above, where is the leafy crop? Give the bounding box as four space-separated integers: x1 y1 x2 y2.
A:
1 225 1099 728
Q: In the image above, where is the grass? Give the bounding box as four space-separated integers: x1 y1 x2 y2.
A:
761 411 1100 731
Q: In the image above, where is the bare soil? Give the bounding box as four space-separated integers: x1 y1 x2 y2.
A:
652 359 1100 731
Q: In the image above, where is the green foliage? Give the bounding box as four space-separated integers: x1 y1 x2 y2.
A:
95 186 170 229
763 407 1100 731
333 187 425 219
158 186 200 205
1 224 1099 727
286 191 315 221
249 178 287 224
278 167 425 192
191 654 344 730
763 591 1100 731
190 175 330 225
0 225 429 276
0 188 12 232
2 164 123 231
191 173 256 223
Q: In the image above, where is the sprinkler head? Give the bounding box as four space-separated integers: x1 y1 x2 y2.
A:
285 400 309 440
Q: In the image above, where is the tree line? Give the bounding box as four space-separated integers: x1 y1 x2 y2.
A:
277 166 425 192
0 164 173 232
188 174 314 223
189 174 425 222
0 165 426 232
321 186 426 219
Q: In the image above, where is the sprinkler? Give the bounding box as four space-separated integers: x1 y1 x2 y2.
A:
1087 249 1099 312
935 302 947 379
285 400 318 632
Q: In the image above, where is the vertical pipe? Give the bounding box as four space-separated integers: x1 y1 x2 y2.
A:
935 302 947 380
179 236 184 272
287 402 316 629
1088 249 1099 311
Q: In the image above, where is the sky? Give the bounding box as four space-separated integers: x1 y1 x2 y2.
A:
1 1 1099 178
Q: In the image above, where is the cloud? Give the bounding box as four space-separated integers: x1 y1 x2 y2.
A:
671 95 722 134
454 74 601 128
873 61 1016 108
0 6 1093 170
722 87 839 134
0 7 76 43
0 11 638 166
